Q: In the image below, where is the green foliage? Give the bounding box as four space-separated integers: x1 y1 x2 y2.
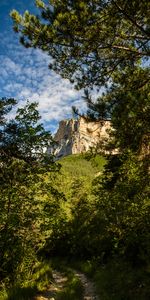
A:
10 0 150 155
8 1 150 298
0 99 60 285
50 260 84 300
11 1 150 89
57 154 105 199
91 152 150 264
43 154 106 258
76 259 150 300
0 98 16 126
0 261 52 300
95 261 150 300
57 274 83 300
67 259 150 300
30 261 53 291
85 66 150 155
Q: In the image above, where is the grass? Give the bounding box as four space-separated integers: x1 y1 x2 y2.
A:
3 286 37 300
57 271 83 300
69 259 150 300
0 260 84 300
0 261 53 300
93 261 150 300
50 259 84 300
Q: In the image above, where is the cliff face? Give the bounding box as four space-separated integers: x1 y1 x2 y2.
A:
49 117 111 158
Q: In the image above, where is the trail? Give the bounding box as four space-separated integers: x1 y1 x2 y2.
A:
74 271 99 300
34 270 67 300
34 269 99 300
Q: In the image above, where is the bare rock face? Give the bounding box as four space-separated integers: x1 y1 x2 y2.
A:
49 117 111 159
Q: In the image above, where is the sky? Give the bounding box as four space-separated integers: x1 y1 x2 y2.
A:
0 0 85 133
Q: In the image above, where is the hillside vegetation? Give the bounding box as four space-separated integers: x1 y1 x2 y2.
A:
57 153 106 197
1 101 150 300
60 153 105 178
43 153 106 258
1 0 150 298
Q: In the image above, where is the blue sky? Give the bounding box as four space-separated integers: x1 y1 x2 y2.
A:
0 0 85 132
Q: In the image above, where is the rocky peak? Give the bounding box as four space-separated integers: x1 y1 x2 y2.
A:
48 117 111 159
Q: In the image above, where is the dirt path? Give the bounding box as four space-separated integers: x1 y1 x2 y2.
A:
74 271 99 300
34 270 68 300
34 269 99 300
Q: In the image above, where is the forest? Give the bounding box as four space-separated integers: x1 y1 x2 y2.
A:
0 0 150 299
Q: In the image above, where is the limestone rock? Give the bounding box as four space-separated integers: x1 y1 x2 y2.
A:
48 117 111 159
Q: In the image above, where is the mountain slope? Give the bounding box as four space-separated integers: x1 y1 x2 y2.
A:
59 154 105 179
54 154 106 205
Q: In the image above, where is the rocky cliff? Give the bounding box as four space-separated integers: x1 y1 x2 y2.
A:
48 117 111 158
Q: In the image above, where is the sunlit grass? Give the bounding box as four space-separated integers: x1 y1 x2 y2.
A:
50 259 84 300
0 262 53 300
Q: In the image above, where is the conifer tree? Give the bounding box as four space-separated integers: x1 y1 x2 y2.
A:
10 1 150 153
10 1 150 270
11 0 150 89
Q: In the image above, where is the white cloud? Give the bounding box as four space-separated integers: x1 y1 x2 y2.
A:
0 34 86 132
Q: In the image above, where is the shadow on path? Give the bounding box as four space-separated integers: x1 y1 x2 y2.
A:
34 269 99 300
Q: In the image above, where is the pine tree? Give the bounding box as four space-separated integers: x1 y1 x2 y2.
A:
10 1 150 273
10 1 150 153
11 0 150 89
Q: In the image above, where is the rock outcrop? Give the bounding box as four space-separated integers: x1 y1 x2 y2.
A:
48 117 111 158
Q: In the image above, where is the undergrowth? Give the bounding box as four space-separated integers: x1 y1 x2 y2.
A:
69 259 150 300
57 272 83 300
0 260 84 300
51 259 84 300
0 261 52 300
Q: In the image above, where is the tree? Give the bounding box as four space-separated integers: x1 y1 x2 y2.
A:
11 0 150 89
85 66 150 154
10 1 150 270
0 99 60 284
0 98 16 125
10 0 150 153
91 150 150 265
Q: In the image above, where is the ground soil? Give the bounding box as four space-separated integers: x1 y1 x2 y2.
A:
34 269 99 300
